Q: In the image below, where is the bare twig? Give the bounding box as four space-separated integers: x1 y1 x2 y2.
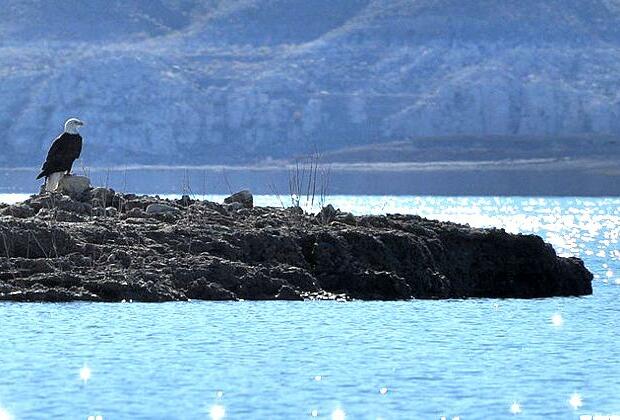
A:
267 181 285 209
319 165 331 209
41 195 62 272
122 166 128 194
287 149 330 213
222 169 233 195
1 231 17 281
202 170 208 201
80 160 90 179
181 169 195 199
27 230 57 272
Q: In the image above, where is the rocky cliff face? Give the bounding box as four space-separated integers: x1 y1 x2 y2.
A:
2 0 620 165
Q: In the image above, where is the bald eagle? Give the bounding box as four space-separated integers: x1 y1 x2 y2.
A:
36 118 85 192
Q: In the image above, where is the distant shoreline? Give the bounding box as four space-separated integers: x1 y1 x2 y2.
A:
0 157 599 172
1 162 619 196
3 134 619 196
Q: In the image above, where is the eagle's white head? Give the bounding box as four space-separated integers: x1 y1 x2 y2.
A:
64 118 85 134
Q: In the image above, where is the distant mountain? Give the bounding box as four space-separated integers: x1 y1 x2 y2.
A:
2 0 620 166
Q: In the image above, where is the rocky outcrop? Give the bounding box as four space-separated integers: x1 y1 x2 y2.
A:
0 189 592 302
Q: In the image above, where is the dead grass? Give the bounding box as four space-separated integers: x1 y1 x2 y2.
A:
287 150 331 213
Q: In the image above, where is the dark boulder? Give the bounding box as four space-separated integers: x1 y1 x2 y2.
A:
224 190 253 209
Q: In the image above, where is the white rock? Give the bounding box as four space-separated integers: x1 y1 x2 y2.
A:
58 176 91 197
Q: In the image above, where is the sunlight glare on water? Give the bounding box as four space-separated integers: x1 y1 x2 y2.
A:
0 406 12 420
551 313 564 327
569 393 584 409
209 404 225 420
80 365 91 383
331 407 346 420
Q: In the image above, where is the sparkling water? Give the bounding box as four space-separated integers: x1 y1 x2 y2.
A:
0 195 618 419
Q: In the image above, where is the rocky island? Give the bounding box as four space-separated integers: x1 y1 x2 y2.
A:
0 178 592 302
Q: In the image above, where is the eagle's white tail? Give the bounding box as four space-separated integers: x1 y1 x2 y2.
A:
45 172 65 192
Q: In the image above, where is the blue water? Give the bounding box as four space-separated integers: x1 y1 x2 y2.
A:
0 196 619 419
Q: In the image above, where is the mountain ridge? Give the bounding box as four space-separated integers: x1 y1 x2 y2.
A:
2 0 620 166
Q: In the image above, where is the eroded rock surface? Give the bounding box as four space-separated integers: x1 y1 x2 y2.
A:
0 190 593 302
57 176 91 199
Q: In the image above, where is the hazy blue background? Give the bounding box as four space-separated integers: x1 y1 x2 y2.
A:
1 0 619 194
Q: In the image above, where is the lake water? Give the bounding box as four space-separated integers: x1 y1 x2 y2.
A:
0 195 619 419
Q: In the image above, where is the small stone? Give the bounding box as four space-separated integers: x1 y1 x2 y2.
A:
276 285 303 301
125 208 149 218
286 206 304 216
29 195 91 215
92 207 118 217
90 187 115 207
57 176 91 198
224 190 253 208
0 204 35 218
179 195 192 207
36 208 84 222
125 199 150 211
236 208 251 216
145 203 180 215
224 202 244 212
318 204 338 223
105 207 118 217
111 193 125 210
337 212 356 225
186 279 237 300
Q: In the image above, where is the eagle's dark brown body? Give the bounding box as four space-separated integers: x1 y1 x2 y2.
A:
36 132 83 179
